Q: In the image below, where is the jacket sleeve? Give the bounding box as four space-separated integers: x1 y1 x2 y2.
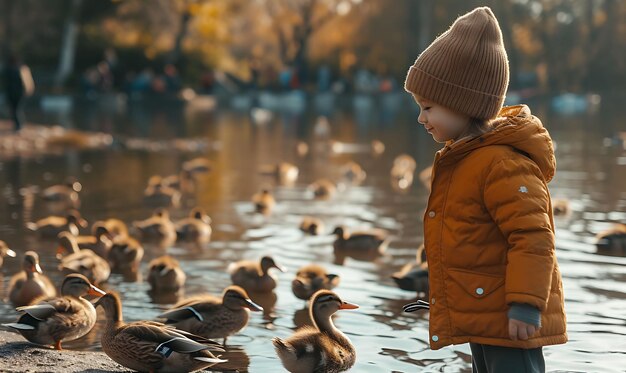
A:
483 157 555 312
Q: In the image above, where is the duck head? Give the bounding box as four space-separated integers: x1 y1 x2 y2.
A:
260 256 286 274
23 251 43 274
61 273 106 297
223 286 263 312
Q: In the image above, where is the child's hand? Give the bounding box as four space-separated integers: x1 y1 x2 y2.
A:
508 318 538 341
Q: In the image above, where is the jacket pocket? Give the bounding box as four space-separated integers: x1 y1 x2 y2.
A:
446 268 506 313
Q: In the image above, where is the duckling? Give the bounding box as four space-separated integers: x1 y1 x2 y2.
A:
144 183 182 208
332 226 389 254
371 139 385 156
229 256 286 293
393 154 417 172
341 161 366 185
596 223 626 257
92 218 129 240
0 240 16 268
175 207 212 243
272 290 358 373
41 177 81 203
391 165 414 192
552 198 571 217
252 189 275 215
392 245 429 294
108 236 144 273
309 179 336 200
163 169 195 194
71 225 113 259
260 162 299 186
147 255 186 292
3 274 105 350
57 232 111 285
159 285 263 345
25 210 88 238
8 251 57 307
95 292 226 373
183 157 212 175
300 216 324 236
133 208 177 244
292 264 340 301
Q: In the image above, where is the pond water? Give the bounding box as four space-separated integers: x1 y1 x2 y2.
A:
0 93 625 372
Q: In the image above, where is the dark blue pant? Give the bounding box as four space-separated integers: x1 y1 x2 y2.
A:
7 96 24 131
470 343 545 373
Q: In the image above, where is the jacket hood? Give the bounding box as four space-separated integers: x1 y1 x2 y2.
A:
442 105 556 182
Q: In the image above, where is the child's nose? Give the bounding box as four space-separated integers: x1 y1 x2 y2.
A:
418 111 427 125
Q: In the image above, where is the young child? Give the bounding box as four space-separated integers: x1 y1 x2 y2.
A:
403 7 566 372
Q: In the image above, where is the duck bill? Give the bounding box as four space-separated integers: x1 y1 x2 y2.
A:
88 284 106 297
274 264 287 273
5 249 16 257
33 263 43 274
244 298 263 312
339 301 359 310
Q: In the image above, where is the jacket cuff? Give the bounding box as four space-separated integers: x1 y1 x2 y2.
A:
508 303 541 327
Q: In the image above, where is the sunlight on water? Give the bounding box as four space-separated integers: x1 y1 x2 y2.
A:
1 96 625 372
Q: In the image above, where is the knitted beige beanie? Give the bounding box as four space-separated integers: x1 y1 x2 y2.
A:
404 7 509 120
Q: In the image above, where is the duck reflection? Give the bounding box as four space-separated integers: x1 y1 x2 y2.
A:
293 306 314 328
596 223 626 257
148 289 184 305
247 290 277 324
211 345 251 372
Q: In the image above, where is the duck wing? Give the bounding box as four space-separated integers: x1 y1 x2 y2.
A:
119 321 224 355
159 296 221 323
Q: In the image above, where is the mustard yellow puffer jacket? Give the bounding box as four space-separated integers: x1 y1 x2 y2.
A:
424 105 567 350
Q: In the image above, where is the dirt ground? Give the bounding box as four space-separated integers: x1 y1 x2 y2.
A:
0 330 129 373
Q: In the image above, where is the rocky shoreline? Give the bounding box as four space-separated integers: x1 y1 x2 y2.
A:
0 330 128 373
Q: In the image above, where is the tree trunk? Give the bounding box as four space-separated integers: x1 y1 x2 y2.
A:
54 0 83 90
167 8 192 66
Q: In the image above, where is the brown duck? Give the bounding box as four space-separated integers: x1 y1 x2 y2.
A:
292 264 340 301
252 189 275 215
96 292 226 373
308 179 336 200
158 286 263 344
341 161 366 185
147 255 186 292
71 225 113 259
299 217 324 236
259 162 299 185
272 290 358 373
25 210 87 238
3 274 105 350
92 218 129 240
175 207 212 243
133 208 177 244
144 183 182 208
108 235 144 273
391 244 429 295
57 232 111 285
229 256 286 293
8 251 57 307
0 240 16 268
332 226 389 253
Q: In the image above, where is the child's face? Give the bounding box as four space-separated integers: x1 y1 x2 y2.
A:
412 95 471 143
